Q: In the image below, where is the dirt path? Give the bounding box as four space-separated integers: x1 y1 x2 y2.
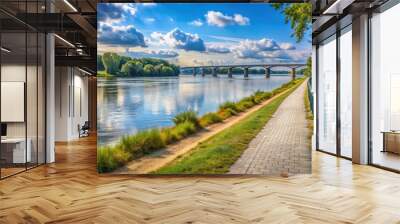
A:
113 81 303 174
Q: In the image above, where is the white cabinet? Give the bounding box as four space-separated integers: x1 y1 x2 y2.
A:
1 138 31 163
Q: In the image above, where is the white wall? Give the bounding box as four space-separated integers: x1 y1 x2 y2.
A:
54 67 89 141
1 63 46 164
1 65 26 139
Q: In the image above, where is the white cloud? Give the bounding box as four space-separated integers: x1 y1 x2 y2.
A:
189 19 203 27
115 3 137 16
207 35 244 43
150 28 206 52
279 42 296 50
141 3 157 7
231 38 299 60
98 24 146 47
98 3 137 27
232 14 249 26
205 11 250 27
206 44 231 54
145 17 156 23
128 49 179 58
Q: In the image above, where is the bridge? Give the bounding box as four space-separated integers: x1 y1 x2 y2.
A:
180 63 306 79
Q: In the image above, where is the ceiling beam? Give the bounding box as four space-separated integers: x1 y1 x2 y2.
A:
55 55 96 71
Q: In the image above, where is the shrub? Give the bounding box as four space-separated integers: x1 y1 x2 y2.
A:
236 99 255 111
171 121 197 140
160 127 178 145
253 94 264 104
199 112 223 127
173 110 200 127
217 108 237 120
97 146 131 173
219 101 240 113
251 90 273 103
262 92 272 100
120 129 165 157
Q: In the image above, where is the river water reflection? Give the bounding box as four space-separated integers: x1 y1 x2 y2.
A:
97 75 291 146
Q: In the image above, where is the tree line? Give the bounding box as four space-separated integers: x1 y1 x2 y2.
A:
97 52 180 77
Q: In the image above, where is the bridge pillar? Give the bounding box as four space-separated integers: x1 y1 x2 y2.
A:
193 68 196 76
265 67 270 79
201 68 205 77
228 67 233 78
291 67 296 80
244 67 249 78
212 67 217 77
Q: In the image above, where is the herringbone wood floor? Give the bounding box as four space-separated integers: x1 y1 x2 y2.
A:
1 136 400 223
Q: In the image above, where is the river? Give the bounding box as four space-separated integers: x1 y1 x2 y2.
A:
97 74 292 146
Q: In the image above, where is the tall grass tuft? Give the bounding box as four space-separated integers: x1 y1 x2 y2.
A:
160 127 178 145
171 121 197 139
199 112 223 127
120 129 165 157
173 110 200 127
236 97 256 111
219 101 240 113
97 146 131 173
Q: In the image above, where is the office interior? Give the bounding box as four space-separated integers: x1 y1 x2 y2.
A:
0 0 97 179
312 0 400 172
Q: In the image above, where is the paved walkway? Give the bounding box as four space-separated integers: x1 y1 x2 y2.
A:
229 81 311 175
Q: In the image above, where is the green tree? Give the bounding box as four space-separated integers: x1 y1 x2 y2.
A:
143 64 156 76
160 65 175 76
97 55 105 71
170 64 180 75
119 56 131 70
272 3 311 42
102 52 121 75
304 56 311 77
121 61 144 76
154 64 163 76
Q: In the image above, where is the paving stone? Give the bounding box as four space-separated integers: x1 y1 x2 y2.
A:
229 81 311 175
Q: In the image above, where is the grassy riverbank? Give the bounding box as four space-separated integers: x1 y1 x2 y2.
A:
97 78 305 173
154 79 304 174
304 80 314 142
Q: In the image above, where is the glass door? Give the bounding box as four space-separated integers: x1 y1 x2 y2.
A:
0 1 47 179
370 3 400 171
339 25 352 158
1 30 28 178
317 34 337 154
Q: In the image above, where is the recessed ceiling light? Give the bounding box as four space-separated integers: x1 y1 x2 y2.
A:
78 67 92 76
323 0 355 15
54 34 75 48
1 47 11 53
63 0 78 12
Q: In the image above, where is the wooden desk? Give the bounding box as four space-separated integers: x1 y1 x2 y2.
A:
382 131 400 155
1 138 31 164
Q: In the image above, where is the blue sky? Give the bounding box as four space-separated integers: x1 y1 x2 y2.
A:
98 3 311 66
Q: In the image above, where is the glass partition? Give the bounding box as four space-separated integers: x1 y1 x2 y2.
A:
0 1 46 179
370 3 400 171
27 31 38 169
317 35 337 154
1 31 28 177
339 26 352 158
